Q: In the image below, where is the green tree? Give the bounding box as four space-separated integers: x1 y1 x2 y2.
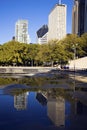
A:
80 33 87 56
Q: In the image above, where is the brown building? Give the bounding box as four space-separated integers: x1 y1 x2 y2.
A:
72 0 87 36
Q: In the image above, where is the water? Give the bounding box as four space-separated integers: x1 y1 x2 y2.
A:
0 74 87 130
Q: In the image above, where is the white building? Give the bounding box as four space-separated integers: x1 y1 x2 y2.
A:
48 4 67 41
15 20 30 44
36 25 48 44
37 33 48 44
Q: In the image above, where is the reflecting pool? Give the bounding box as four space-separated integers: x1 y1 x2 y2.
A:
0 74 87 130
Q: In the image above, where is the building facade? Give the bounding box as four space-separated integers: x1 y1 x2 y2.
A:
47 4 67 41
72 0 79 35
15 20 30 44
84 0 87 32
36 25 48 44
72 0 87 36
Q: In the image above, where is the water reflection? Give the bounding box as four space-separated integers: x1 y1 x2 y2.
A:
35 89 87 129
77 101 83 115
36 91 65 127
14 92 29 110
0 74 87 130
47 96 65 127
36 92 47 106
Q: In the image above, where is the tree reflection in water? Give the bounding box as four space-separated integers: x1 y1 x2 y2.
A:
0 74 87 129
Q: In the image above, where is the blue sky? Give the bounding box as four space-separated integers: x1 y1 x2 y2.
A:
0 0 73 44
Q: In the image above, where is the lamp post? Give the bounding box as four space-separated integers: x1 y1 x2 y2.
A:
73 45 76 72
72 43 78 92
72 44 76 92
72 43 78 72
73 44 76 72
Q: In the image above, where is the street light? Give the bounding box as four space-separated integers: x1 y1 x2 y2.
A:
73 45 76 72
72 43 78 72
72 43 78 92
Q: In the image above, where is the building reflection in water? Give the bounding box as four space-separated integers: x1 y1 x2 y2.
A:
36 91 65 127
47 96 65 127
14 92 29 110
36 92 47 106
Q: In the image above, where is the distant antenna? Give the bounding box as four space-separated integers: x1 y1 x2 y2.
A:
59 0 62 4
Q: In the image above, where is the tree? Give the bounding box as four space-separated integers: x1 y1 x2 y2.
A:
80 33 87 56
0 33 87 67
26 44 39 66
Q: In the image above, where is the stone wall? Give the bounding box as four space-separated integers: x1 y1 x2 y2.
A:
69 57 87 70
0 67 55 74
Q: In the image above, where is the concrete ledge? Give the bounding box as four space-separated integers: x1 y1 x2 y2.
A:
0 67 56 74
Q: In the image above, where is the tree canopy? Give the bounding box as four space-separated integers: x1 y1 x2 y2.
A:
0 33 87 66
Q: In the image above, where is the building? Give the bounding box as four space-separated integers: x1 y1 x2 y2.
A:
72 0 87 36
15 20 30 44
12 36 15 41
47 96 65 127
84 0 87 33
72 0 79 35
14 92 28 110
47 3 67 41
36 25 48 44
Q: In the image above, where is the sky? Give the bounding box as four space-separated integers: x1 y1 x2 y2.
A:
0 0 73 44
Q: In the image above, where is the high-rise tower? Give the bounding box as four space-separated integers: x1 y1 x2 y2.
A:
15 20 30 44
84 0 87 33
47 3 67 41
72 0 87 36
36 25 48 44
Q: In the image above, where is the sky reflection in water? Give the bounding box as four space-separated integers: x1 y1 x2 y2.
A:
0 75 87 130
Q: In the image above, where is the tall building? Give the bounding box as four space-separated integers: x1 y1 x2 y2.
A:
47 96 65 127
72 0 87 36
15 20 30 44
84 0 87 33
48 4 67 41
36 25 48 44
